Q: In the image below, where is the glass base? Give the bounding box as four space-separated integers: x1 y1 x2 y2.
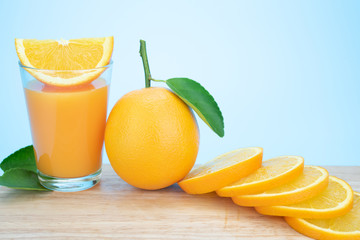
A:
38 168 102 192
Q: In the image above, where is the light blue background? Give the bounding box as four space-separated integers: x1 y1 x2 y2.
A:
0 0 359 166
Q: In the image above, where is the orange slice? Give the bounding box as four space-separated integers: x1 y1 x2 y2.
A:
285 192 360 240
15 37 114 86
178 147 263 194
232 166 329 206
216 156 304 197
256 176 353 218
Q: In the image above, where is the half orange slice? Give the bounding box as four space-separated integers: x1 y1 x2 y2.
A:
15 37 114 86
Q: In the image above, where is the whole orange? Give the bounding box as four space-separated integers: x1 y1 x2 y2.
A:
105 87 199 190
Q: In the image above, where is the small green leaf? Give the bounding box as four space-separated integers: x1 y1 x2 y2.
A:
0 168 49 191
0 145 37 173
166 78 224 137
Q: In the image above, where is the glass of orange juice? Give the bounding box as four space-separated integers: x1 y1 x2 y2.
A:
19 62 112 192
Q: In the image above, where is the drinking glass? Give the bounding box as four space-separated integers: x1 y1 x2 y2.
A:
18 61 113 192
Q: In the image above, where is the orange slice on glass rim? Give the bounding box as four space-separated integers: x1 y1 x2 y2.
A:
15 37 113 86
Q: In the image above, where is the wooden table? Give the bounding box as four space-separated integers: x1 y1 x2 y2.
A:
0 165 359 239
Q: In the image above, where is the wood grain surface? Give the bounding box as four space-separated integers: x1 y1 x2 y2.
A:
0 165 359 239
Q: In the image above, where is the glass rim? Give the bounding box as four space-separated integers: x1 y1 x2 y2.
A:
18 60 113 72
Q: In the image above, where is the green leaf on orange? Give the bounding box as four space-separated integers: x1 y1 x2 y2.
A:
166 78 224 137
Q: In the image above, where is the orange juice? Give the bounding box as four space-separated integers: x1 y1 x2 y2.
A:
24 78 109 178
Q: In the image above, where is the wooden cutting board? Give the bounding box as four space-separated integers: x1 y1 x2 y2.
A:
0 165 359 239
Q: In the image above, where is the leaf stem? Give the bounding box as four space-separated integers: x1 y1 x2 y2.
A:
150 78 166 83
139 40 151 88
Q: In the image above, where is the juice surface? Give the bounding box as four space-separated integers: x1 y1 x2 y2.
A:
24 78 108 178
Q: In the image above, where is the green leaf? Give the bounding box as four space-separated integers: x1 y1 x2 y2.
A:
0 168 49 191
0 145 37 173
0 145 48 191
166 78 224 137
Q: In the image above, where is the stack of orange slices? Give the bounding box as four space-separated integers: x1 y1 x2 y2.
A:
178 147 359 240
